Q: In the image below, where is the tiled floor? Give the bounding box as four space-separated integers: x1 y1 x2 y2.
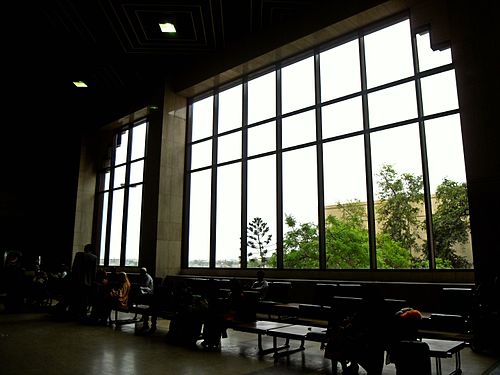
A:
0 310 498 375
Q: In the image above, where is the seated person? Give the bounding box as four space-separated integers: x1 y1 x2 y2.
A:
103 271 131 322
250 270 269 300
136 267 155 332
138 267 154 295
324 284 391 375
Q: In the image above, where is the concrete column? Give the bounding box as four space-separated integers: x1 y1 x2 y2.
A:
72 134 98 262
155 87 187 277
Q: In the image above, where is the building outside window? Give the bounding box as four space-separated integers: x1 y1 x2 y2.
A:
186 16 472 270
96 119 148 267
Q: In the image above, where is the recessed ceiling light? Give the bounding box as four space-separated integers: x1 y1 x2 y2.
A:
159 22 176 33
73 81 88 88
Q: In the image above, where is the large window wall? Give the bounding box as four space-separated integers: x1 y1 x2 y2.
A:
186 16 472 270
96 119 148 267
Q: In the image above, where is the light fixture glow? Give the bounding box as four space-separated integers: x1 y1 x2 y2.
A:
159 22 176 33
73 81 88 88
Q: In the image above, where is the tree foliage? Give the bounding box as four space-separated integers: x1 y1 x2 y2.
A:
263 165 471 270
280 215 320 268
247 217 273 267
376 164 424 259
275 205 414 269
431 179 470 268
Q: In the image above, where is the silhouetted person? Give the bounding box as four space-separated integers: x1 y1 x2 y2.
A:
250 269 269 300
325 284 390 375
138 267 154 295
3 251 26 312
137 267 155 331
88 269 110 325
70 243 98 320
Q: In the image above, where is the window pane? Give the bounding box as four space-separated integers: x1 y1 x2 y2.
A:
109 189 124 266
99 192 108 265
131 122 147 160
191 140 212 170
371 124 425 269
416 31 452 72
216 163 241 268
322 96 363 138
192 96 213 141
320 39 361 101
125 185 142 266
282 110 316 149
282 56 315 114
188 170 212 267
217 131 241 164
247 155 276 268
425 115 472 269
421 70 459 116
218 84 242 133
323 136 369 269
364 19 414 88
113 165 126 188
130 160 144 185
426 115 466 192
248 121 276 157
282 146 318 269
114 130 129 165
248 71 276 124
100 170 110 192
368 82 417 128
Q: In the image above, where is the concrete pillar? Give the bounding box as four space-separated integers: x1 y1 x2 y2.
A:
155 87 187 277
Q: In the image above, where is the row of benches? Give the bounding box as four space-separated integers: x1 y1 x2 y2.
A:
107 278 469 375
109 277 474 344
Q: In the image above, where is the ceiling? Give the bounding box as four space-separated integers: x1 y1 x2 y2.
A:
6 0 388 129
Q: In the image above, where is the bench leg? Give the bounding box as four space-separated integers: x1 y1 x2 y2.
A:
272 338 305 361
256 334 290 356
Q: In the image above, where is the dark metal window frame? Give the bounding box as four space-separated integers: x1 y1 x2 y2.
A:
183 13 463 270
95 118 149 267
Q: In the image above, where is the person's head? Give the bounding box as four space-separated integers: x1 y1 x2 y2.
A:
84 243 95 254
118 272 129 285
256 269 265 281
140 267 147 276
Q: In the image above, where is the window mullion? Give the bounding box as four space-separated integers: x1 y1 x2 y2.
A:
241 80 249 268
412 31 436 269
276 65 284 269
314 50 326 269
359 34 377 270
209 91 219 268
120 128 133 266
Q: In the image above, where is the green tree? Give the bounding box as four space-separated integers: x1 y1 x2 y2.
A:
376 164 424 259
280 215 319 268
273 204 413 269
247 217 273 267
431 179 471 268
376 232 412 269
269 167 469 270
325 214 370 268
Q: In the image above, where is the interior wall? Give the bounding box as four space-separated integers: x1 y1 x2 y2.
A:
155 86 187 278
72 134 98 263
446 1 500 286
